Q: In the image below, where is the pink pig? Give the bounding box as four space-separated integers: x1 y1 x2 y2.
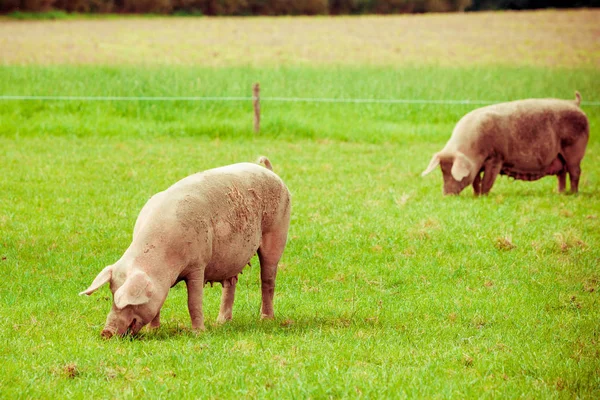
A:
80 157 291 338
422 92 589 195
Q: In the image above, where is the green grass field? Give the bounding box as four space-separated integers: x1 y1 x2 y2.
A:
1 11 600 399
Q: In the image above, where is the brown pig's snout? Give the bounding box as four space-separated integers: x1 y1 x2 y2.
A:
101 329 115 339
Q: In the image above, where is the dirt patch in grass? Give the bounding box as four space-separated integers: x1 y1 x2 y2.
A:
495 236 516 251
0 9 598 67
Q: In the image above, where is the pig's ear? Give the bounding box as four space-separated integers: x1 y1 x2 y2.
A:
114 271 153 309
451 152 473 182
79 265 113 296
421 153 440 176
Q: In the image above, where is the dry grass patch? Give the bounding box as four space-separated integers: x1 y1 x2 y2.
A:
495 236 516 251
1 10 598 67
553 230 587 252
410 217 441 240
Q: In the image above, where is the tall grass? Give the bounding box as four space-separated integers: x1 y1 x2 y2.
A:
1 65 599 142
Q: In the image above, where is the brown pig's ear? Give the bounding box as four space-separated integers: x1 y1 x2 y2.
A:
79 265 113 296
451 152 473 182
114 271 153 309
421 153 440 176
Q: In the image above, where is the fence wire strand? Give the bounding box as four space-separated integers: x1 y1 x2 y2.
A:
1 95 599 106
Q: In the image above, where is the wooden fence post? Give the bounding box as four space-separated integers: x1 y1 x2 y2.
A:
253 83 260 133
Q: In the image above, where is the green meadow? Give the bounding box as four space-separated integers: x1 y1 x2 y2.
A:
1 14 600 399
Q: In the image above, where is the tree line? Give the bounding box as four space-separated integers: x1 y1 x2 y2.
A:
2 0 598 15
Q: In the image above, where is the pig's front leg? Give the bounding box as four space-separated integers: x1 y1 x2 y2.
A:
149 310 161 329
481 159 502 195
216 276 237 324
472 172 482 196
185 270 206 331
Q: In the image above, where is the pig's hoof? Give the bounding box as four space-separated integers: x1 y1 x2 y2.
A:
216 315 232 324
260 313 274 320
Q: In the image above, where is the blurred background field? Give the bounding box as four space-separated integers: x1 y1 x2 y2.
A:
1 0 599 15
1 8 599 399
1 9 599 67
1 9 599 141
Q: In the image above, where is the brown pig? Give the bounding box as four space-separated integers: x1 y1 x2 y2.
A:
421 92 589 195
80 157 291 338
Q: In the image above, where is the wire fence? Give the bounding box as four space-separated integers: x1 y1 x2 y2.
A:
1 95 599 106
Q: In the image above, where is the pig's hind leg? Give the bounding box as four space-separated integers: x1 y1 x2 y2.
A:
557 171 567 193
566 162 581 193
562 140 587 193
257 230 288 319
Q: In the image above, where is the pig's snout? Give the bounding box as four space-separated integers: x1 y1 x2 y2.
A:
101 319 141 339
442 186 459 196
101 328 116 339
101 322 121 339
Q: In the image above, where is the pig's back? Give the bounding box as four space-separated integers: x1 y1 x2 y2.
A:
452 99 587 172
467 98 586 141
166 163 289 279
